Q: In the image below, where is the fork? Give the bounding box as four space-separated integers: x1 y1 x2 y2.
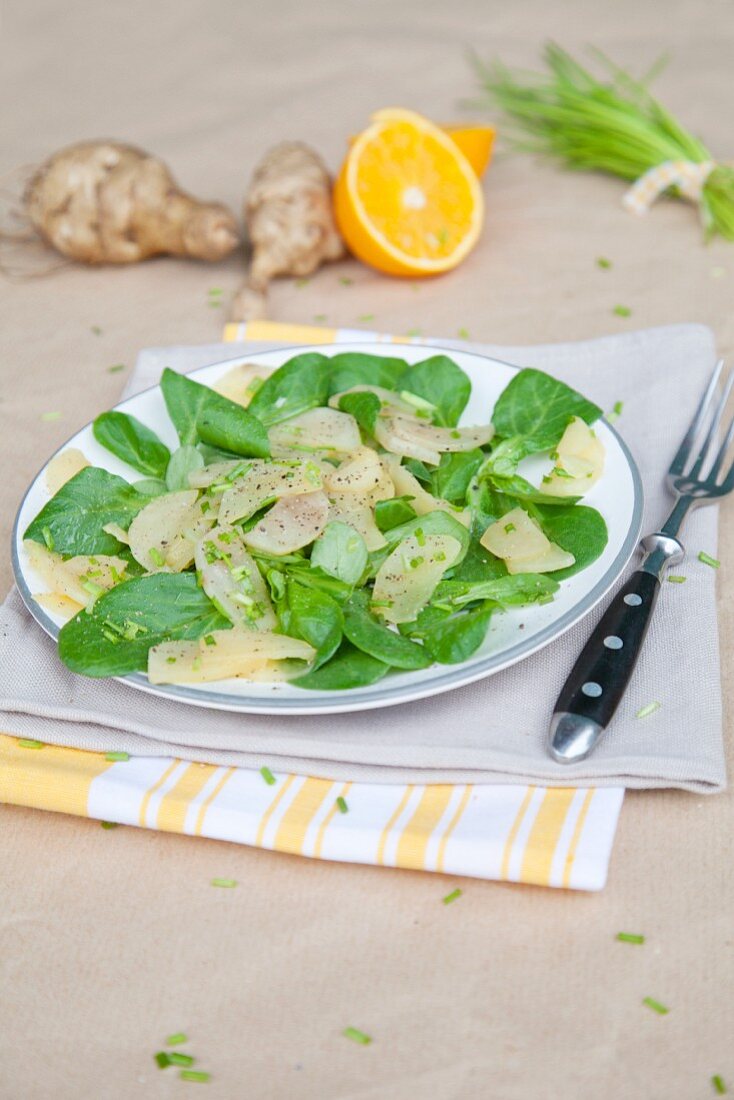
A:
549 358 732 764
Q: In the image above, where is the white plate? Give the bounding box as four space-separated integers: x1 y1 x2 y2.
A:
12 342 643 715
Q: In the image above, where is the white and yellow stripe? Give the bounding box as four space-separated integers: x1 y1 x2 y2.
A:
223 320 428 346
0 735 623 890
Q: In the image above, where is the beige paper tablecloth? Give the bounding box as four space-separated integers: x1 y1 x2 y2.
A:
1 1 733 1096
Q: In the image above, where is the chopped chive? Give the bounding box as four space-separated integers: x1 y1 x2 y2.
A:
442 888 462 905
698 551 720 569
207 286 223 296
41 525 55 550
457 327 471 339
169 1053 195 1067
712 1075 727 1095
636 702 661 719
313 314 328 323
596 256 612 269
105 751 129 762
108 364 126 373
18 738 43 749
41 411 62 422
668 575 687 584
260 766 276 786
642 997 669 1015
90 325 103 335
607 400 624 423
166 1033 188 1046
155 1052 172 1069
211 878 237 888
405 328 422 337
504 522 516 534
204 635 216 646
100 820 119 829
343 1027 372 1045
613 305 631 317
180 1070 210 1082
294 277 310 288
336 796 348 814
415 527 425 547
339 276 353 286
409 556 424 569
616 932 645 944
357 313 374 323
370 599 393 609
148 547 165 567
434 551 446 562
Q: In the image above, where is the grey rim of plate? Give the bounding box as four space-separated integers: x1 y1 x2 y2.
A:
11 342 645 715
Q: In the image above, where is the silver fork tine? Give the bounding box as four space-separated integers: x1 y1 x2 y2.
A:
689 368 734 479
718 421 734 491
707 382 734 482
668 358 724 476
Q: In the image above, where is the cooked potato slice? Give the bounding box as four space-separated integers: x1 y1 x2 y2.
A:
542 416 605 498
388 458 470 528
34 592 85 621
45 448 90 496
324 446 392 497
148 630 315 684
243 491 329 555
373 533 462 624
480 507 551 562
24 540 127 605
219 461 322 524
480 508 575 574
375 415 493 467
127 490 200 572
195 525 276 630
211 362 273 407
328 493 386 550
268 408 361 455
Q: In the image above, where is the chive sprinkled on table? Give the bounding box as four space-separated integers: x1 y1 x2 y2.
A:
613 305 631 317
100 820 118 829
443 888 462 905
607 400 624 423
636 702 661 719
668 575 687 584
180 1069 210 1082
642 997 669 1015
343 1027 372 1045
596 257 612 269
616 932 645 944
105 751 129 762
711 1075 727 1095
699 551 720 569
166 1032 188 1046
260 766 276 786
155 1052 172 1068
18 738 43 749
211 878 237 888
169 1053 195 1067
336 796 349 814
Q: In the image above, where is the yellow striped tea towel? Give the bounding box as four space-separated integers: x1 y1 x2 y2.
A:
0 735 623 890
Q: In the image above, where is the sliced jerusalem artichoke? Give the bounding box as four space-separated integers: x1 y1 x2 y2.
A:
212 363 274 407
45 448 89 496
328 385 417 419
372 533 462 624
24 540 127 606
127 489 202 572
328 493 386 551
387 458 470 528
480 507 575 575
375 415 493 466
242 491 329 555
148 629 315 685
195 525 276 630
102 522 130 545
324 446 394 500
34 592 85 621
219 460 323 524
542 416 605 498
268 407 361 455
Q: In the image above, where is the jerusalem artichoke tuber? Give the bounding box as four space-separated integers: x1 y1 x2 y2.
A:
23 141 240 264
231 142 345 321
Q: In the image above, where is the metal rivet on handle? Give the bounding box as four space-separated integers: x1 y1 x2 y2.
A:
582 682 603 698
624 593 642 606
604 636 624 649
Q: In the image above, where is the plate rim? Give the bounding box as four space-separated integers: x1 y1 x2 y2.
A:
11 341 645 716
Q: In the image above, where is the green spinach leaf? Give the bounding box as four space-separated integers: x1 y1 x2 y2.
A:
491 368 602 461
166 445 205 491
374 496 418 532
400 355 471 426
293 640 390 690
326 352 407 394
533 504 608 579
310 521 368 586
24 467 146 556
160 368 270 457
285 580 343 669
420 602 494 664
247 353 330 426
431 450 484 503
58 573 229 677
337 390 381 435
93 412 171 478
343 592 431 670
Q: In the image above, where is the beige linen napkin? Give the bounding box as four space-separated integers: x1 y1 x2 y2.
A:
0 324 725 791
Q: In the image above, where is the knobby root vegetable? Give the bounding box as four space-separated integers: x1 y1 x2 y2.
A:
231 142 345 321
21 141 240 264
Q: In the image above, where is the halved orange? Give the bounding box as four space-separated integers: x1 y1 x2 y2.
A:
443 124 496 178
335 108 485 278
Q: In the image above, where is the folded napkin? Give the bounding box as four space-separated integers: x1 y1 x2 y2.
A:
0 322 725 890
